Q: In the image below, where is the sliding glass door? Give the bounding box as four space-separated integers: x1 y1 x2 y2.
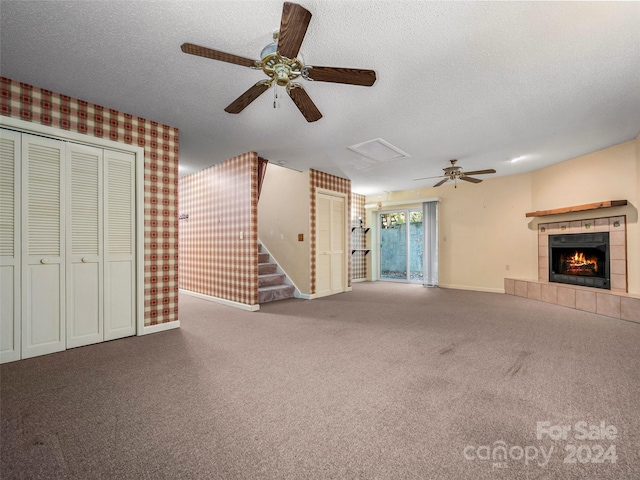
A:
379 209 423 282
378 202 438 285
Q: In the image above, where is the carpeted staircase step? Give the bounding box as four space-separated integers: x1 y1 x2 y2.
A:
258 252 270 264
258 284 295 304
258 262 277 275
259 273 286 287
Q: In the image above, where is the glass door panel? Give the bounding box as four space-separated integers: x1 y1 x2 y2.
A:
379 211 406 280
409 210 423 282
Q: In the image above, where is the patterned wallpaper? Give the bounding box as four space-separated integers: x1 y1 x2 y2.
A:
351 193 367 280
0 77 179 326
178 152 259 305
309 169 352 294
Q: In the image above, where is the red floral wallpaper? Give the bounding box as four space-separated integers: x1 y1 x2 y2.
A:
309 169 352 294
178 152 259 305
1 77 179 326
351 193 367 280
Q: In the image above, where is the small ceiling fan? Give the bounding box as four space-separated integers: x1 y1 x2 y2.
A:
180 2 376 122
414 159 496 188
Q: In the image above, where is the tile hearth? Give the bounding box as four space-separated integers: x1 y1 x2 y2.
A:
504 278 640 324
504 214 638 324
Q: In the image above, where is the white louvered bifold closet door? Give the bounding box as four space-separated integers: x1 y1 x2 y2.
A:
0 128 137 364
0 130 21 363
66 144 103 348
104 150 135 341
22 134 66 359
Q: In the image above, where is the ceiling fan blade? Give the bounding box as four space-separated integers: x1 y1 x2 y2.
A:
224 81 271 114
460 176 482 184
414 175 445 181
305 66 377 86
287 85 322 122
463 169 496 176
433 178 449 187
181 43 257 67
278 2 312 59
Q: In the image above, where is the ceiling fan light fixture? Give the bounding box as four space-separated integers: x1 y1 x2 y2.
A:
274 65 291 86
260 40 278 60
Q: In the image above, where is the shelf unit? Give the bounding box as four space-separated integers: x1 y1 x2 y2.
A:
351 226 371 255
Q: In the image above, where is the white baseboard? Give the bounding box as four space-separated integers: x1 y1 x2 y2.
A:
438 283 505 294
180 289 260 311
141 320 180 335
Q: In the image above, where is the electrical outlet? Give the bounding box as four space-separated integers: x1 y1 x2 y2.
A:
506 265 510 271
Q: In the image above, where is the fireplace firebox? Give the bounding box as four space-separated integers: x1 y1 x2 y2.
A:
549 232 610 289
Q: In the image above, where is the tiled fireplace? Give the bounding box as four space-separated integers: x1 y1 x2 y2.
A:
505 214 640 324
538 215 626 293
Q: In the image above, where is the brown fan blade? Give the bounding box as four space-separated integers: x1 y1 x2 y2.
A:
287 85 322 122
224 81 271 114
414 175 445 181
433 178 449 187
278 2 312 59
181 43 257 68
460 176 482 184
463 169 496 176
306 66 377 86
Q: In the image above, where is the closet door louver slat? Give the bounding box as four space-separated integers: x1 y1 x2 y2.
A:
0 137 16 257
27 144 61 257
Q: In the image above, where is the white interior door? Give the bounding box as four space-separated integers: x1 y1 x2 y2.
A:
0 129 21 362
315 193 346 298
66 143 103 348
22 134 65 359
104 150 136 340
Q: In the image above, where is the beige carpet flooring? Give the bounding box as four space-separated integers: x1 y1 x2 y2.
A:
2 282 639 479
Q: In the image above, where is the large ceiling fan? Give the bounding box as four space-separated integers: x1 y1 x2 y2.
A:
180 2 376 122
414 159 496 188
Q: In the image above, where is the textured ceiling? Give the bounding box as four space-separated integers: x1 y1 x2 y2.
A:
2 0 639 195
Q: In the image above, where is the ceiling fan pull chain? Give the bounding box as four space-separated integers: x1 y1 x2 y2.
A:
273 85 278 109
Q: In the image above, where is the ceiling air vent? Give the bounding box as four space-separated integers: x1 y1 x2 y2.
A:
348 138 410 163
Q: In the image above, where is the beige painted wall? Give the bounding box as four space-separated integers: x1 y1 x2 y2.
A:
530 141 637 211
367 173 534 292
366 139 640 295
529 140 639 294
259 164 311 293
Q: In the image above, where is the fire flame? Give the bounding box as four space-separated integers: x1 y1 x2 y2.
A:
567 250 598 273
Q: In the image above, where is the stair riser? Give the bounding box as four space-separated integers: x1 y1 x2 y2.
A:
258 285 295 304
259 274 286 287
258 263 277 275
258 252 270 263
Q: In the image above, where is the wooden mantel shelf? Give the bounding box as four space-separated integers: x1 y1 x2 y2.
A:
526 200 628 218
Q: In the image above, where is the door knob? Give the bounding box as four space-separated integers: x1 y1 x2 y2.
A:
40 258 49 264
81 257 89 263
